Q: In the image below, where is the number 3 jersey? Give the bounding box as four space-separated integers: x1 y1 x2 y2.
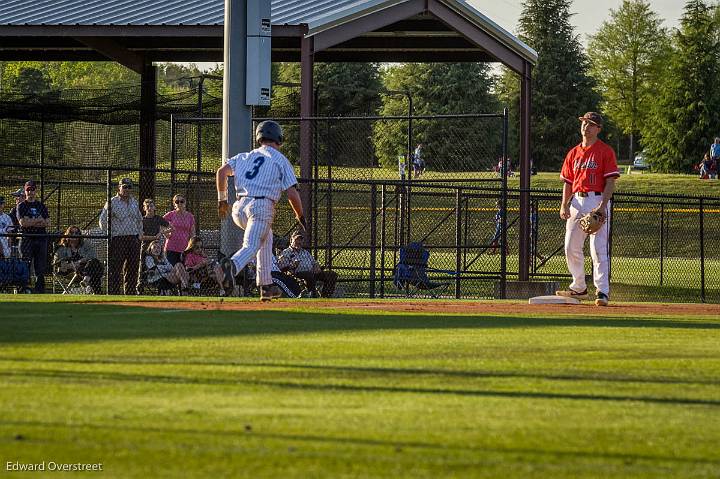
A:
226 145 298 202
560 139 620 193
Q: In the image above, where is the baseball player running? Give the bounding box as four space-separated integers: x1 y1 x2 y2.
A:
216 120 306 301
556 112 620 306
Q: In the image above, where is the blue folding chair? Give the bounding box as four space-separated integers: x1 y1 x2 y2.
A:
392 242 451 298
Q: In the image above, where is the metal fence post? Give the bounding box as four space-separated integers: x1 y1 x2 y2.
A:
700 197 705 303
369 184 377 298
380 184 387 298
660 203 664 286
40 119 45 200
170 114 176 197
106 168 113 295
455 188 462 299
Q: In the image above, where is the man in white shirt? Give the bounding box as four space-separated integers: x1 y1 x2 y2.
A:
100 178 143 295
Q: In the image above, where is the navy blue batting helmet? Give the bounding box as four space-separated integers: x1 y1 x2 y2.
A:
255 120 283 144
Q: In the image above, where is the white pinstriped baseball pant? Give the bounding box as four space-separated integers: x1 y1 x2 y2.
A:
564 194 611 295
230 197 275 287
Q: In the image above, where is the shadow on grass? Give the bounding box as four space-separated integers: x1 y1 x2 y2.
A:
0 302 719 344
2 357 718 387
2 419 718 466
0 368 718 407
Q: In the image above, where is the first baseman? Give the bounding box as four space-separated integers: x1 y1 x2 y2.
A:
216 120 305 301
557 112 620 306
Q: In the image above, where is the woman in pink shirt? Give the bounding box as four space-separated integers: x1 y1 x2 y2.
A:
163 194 195 265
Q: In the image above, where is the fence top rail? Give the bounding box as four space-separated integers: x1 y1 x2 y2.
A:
173 113 506 123
519 187 720 203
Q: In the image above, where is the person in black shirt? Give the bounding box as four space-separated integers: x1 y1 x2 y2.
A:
17 180 50 293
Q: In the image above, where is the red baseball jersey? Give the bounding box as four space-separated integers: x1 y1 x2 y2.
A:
560 139 620 193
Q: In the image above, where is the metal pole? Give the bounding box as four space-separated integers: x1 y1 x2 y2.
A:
659 203 664 286
455 188 462 299
106 168 113 295
500 108 508 300
405 91 413 245
220 0 251 258
463 194 469 269
197 75 204 172
170 114 176 197
325 121 332 268
40 120 45 200
369 184 377 298
700 198 705 303
380 184 387 298
608 200 614 283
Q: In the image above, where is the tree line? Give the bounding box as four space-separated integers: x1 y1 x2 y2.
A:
1 0 718 173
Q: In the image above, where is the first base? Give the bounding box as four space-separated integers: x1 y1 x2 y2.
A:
528 295 581 305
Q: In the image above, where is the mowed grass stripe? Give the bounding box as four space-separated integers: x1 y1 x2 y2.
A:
0 299 718 478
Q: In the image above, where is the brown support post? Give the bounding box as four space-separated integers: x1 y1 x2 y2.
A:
300 28 314 241
518 61 532 281
139 63 157 206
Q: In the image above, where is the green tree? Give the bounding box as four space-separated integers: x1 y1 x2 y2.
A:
587 0 671 162
499 0 600 171
374 62 499 171
641 0 719 172
276 62 382 167
4 65 51 94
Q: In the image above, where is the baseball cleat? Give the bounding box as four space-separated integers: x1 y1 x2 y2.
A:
555 288 588 300
260 284 282 301
595 292 609 306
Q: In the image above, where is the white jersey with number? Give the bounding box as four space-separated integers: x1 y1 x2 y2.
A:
226 145 297 202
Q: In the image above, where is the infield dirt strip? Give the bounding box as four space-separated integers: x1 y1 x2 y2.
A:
104 300 720 317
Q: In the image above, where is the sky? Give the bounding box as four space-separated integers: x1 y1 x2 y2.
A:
469 0 685 44
192 1 686 71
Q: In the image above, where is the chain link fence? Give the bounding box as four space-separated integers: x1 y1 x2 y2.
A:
1 82 719 302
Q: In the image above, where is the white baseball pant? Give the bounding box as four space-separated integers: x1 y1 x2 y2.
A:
564 194 611 295
230 197 275 287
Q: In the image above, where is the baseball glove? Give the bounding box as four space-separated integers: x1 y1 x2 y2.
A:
579 210 606 234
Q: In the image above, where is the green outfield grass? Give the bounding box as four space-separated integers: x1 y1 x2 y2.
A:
1 296 719 478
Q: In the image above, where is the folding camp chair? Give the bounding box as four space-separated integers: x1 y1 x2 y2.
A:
392 242 452 298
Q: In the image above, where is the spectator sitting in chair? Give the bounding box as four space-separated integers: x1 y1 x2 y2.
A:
698 153 717 179
278 231 338 298
144 239 189 292
54 225 104 294
182 236 226 296
136 198 173 294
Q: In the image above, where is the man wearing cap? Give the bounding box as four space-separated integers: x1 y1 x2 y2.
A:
556 112 620 306
17 180 50 293
100 178 143 295
0 196 13 258
278 231 338 298
216 120 306 301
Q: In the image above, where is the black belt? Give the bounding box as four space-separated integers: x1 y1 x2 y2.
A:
237 195 266 200
576 191 601 197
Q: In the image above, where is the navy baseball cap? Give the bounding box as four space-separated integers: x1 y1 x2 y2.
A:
119 178 133 187
24 180 37 189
